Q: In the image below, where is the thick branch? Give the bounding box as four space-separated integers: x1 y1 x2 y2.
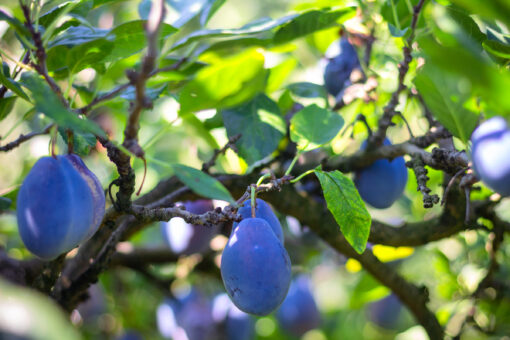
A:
328 141 468 175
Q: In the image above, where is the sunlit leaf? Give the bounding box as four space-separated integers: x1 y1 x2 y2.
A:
290 104 344 151
222 94 285 165
20 72 106 137
315 168 371 254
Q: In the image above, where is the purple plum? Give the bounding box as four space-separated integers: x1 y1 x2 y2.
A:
276 275 321 337
354 138 408 209
221 218 291 316
471 116 510 196
16 155 104 259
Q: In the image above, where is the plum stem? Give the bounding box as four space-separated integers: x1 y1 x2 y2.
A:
49 125 58 158
66 129 74 154
250 185 256 218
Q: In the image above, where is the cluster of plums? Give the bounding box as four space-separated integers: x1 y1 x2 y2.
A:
471 116 510 196
16 154 105 259
156 277 321 340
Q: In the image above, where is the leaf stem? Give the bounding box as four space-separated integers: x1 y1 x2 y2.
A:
290 169 316 183
285 149 304 176
256 173 271 187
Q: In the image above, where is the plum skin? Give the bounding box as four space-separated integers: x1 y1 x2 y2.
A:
64 154 105 240
323 38 361 97
161 200 217 255
221 217 291 316
16 155 101 259
234 198 284 244
276 275 321 337
354 138 408 209
471 117 510 196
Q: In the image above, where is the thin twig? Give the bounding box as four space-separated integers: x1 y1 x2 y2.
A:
122 0 166 143
202 134 241 173
20 2 68 107
0 124 52 152
368 0 426 148
75 83 130 115
75 59 188 115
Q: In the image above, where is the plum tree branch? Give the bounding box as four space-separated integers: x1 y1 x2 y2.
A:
20 2 68 107
75 59 188 115
407 154 440 208
368 0 426 148
0 124 52 152
202 133 241 173
122 0 165 144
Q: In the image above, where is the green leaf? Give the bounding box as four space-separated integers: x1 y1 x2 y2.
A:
67 38 114 74
171 164 235 204
0 10 31 38
287 82 328 103
166 0 224 27
414 64 479 143
483 40 510 59
59 127 97 156
39 0 94 28
120 85 167 101
171 14 298 51
46 21 177 75
315 169 371 254
0 69 30 102
48 26 110 47
106 20 177 61
273 7 356 44
290 104 344 151
199 0 226 26
380 0 424 37
0 96 17 121
0 197 12 210
222 94 285 166
417 23 510 118
172 7 354 54
179 49 267 113
20 72 106 137
449 0 510 28
446 6 486 46
266 58 297 93
180 113 220 149
388 23 408 37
